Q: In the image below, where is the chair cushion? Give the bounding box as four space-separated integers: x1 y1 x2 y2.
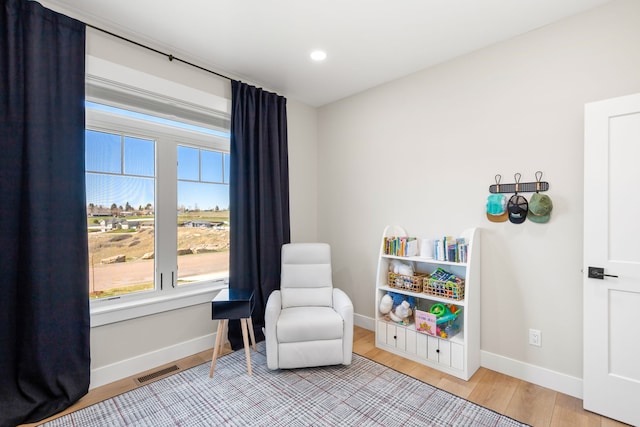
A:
280 243 333 308
276 306 344 343
277 340 344 369
281 287 332 308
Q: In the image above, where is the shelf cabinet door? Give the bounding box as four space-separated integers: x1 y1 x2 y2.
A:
438 340 452 367
427 336 440 362
427 336 454 367
395 326 406 350
406 329 417 355
416 333 427 358
451 342 464 370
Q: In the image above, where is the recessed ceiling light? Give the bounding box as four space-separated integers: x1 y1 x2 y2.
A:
310 50 327 61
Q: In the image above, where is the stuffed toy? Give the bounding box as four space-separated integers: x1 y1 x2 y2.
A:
388 291 415 309
389 259 414 276
388 300 412 325
381 291 415 324
379 293 393 315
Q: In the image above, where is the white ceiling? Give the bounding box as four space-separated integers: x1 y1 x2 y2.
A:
42 0 612 107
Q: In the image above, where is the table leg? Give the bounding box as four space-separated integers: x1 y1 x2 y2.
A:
246 316 257 351
209 318 227 378
240 318 252 375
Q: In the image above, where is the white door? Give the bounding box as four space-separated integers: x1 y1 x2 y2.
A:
584 93 640 426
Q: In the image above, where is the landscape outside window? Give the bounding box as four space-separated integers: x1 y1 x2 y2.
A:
86 103 230 300
176 145 230 286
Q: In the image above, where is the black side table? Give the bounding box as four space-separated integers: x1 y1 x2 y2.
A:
209 289 256 377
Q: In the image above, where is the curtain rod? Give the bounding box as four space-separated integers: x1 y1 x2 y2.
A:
85 23 232 82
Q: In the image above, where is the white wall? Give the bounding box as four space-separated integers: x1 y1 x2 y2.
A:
83 29 319 387
317 0 640 394
287 99 319 243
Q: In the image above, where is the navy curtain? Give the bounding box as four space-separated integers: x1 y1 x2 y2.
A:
0 1 89 426
228 80 290 349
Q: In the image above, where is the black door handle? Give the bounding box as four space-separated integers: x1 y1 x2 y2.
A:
588 266 618 279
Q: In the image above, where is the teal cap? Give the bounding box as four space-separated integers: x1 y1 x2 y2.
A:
486 194 508 222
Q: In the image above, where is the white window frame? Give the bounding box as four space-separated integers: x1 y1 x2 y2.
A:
86 57 231 327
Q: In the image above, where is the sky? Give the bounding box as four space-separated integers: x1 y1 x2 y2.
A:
85 102 230 211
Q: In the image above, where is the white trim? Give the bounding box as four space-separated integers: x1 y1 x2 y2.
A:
480 350 583 399
91 285 225 327
86 56 230 116
90 332 216 389
354 313 375 331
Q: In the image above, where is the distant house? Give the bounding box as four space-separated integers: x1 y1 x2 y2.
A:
183 220 213 228
100 218 136 231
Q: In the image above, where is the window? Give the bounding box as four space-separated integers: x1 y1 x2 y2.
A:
86 130 156 299
86 100 230 324
177 146 230 286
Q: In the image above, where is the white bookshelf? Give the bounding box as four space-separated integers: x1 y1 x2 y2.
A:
375 225 480 380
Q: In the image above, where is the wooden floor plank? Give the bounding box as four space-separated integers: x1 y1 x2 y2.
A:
550 393 603 427
467 367 522 414
505 381 557 427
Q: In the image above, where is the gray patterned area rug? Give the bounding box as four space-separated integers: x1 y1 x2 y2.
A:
42 342 529 427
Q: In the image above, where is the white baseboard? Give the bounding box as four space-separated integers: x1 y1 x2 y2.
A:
355 313 582 399
90 333 215 389
354 313 375 330
91 314 583 400
480 350 583 399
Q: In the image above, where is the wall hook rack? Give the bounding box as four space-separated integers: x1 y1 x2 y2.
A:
489 171 549 194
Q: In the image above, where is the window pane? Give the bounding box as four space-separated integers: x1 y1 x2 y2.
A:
224 153 230 184
86 130 156 300
86 130 120 173
124 137 155 176
177 146 199 180
177 146 229 285
201 150 223 183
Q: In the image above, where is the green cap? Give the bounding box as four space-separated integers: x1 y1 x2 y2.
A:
528 193 553 223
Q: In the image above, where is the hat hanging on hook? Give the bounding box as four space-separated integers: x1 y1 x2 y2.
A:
486 174 508 223
507 173 528 224
529 171 553 223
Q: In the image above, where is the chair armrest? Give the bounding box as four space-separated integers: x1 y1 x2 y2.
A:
332 288 353 318
264 290 282 369
333 288 354 364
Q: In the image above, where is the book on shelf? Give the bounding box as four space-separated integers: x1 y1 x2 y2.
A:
383 236 418 257
432 236 468 263
415 309 437 336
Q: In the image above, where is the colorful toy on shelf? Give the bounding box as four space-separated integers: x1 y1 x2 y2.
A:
435 324 460 339
430 267 463 284
430 303 446 317
429 303 460 325
436 327 448 339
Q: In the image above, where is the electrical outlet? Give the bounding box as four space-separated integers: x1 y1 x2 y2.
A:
529 329 541 347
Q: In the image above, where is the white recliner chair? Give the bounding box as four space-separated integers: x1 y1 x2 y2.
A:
265 243 354 370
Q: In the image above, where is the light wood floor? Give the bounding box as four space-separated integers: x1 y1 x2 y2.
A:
23 326 629 427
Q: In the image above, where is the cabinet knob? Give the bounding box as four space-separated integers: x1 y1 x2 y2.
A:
436 349 440 353
393 335 397 340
